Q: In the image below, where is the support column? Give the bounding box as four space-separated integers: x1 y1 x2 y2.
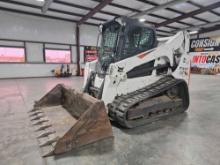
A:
76 25 80 76
197 30 200 38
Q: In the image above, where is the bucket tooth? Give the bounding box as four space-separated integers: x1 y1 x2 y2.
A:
37 130 56 138
32 119 49 125
30 116 41 121
29 111 43 117
39 136 58 147
29 107 40 113
35 124 52 131
30 114 45 121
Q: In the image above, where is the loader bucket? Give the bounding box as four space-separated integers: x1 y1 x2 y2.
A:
29 84 113 157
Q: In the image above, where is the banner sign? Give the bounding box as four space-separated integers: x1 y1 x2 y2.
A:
190 37 220 52
190 36 220 75
84 46 98 62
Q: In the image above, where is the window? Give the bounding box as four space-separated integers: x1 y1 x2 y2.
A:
45 49 71 63
0 47 25 62
122 27 155 59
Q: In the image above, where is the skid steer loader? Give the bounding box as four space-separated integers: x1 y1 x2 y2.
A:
29 17 190 156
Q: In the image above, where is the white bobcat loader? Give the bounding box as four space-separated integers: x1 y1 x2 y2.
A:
29 17 190 156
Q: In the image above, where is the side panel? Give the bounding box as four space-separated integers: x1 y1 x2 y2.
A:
102 75 161 105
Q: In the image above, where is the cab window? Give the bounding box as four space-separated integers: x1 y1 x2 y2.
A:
122 27 155 59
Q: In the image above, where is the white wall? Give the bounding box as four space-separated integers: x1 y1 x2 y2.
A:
0 11 99 78
190 30 220 39
26 43 44 62
79 25 99 67
0 11 76 44
80 25 99 46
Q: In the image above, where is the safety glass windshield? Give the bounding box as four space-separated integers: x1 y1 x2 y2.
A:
99 21 121 70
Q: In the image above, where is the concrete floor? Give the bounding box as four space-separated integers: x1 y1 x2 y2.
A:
0 74 220 165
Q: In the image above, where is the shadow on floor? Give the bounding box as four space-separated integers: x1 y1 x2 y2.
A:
111 112 188 135
48 112 188 160
52 137 114 160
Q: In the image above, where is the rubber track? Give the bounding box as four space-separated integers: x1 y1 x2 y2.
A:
108 76 186 128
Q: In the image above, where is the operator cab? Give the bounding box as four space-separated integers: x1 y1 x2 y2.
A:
85 17 158 98
98 17 157 71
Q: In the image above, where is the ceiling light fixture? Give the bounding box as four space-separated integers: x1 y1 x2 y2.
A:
139 18 146 22
36 0 45 2
189 30 198 35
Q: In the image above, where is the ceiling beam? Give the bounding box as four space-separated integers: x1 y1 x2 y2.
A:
137 0 210 23
156 1 220 28
156 29 172 35
187 1 220 17
0 6 76 22
0 0 106 22
131 0 189 18
77 0 113 25
147 13 192 27
93 0 187 30
199 24 220 34
42 0 54 14
93 0 140 12
172 20 220 33
53 0 90 10
0 6 98 26
164 25 179 30
53 0 119 17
